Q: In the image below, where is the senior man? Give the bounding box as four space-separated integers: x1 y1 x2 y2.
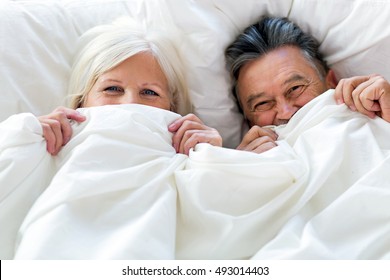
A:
225 16 390 153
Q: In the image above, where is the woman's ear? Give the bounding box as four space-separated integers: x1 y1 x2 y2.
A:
325 69 338 89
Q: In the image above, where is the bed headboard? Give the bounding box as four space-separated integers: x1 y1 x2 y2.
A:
1 0 390 148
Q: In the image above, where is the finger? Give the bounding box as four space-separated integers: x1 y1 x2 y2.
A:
178 129 196 155
338 76 371 110
181 130 223 155
58 118 74 145
352 80 379 118
168 113 200 133
238 126 277 148
41 123 56 155
48 111 71 146
54 108 84 144
172 119 204 152
360 75 386 112
56 108 86 144
169 114 201 152
238 135 277 151
50 106 86 122
334 78 345 104
45 119 64 155
353 89 375 118
181 132 199 155
262 127 278 139
253 142 278 154
65 109 86 122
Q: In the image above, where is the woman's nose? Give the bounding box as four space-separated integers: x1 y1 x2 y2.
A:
121 92 141 104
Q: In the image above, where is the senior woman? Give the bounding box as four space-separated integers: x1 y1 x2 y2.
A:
38 18 222 156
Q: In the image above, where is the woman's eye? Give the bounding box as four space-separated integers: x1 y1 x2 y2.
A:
104 86 124 93
142 89 159 96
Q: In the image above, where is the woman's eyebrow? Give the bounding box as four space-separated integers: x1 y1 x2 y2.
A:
142 82 162 87
141 82 168 91
99 78 122 85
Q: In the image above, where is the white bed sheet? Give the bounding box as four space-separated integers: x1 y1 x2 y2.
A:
1 90 389 259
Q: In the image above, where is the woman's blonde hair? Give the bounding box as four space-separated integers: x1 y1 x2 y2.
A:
67 18 192 115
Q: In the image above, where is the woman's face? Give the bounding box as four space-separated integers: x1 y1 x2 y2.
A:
83 52 171 110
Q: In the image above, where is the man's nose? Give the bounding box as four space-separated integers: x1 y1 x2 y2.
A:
275 101 298 122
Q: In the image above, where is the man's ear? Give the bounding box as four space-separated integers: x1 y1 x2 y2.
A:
325 69 338 89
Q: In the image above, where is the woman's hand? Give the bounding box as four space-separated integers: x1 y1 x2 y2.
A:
334 74 390 122
237 125 278 153
168 113 222 155
37 106 86 155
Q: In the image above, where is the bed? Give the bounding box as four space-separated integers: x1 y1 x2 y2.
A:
1 0 390 259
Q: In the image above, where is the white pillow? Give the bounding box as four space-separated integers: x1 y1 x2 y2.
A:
2 0 389 148
289 0 390 80
0 0 293 148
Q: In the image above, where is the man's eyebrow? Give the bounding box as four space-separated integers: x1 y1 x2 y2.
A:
246 92 265 108
283 74 309 85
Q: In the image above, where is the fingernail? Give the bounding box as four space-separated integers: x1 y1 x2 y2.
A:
169 122 176 129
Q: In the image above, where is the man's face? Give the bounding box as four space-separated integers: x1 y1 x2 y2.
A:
236 46 330 127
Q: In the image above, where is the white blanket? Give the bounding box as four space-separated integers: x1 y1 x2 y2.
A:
1 90 389 259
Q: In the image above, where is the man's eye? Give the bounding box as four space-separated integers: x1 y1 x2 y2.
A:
142 89 159 96
253 100 275 112
288 85 305 97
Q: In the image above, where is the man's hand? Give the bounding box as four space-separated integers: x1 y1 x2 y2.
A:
237 125 278 153
334 74 390 122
